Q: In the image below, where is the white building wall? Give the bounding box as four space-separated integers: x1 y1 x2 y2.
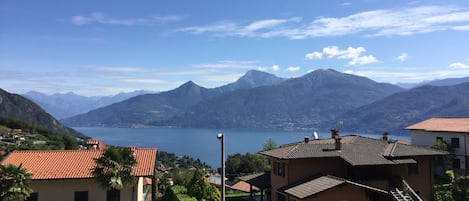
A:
411 130 468 170
30 178 142 201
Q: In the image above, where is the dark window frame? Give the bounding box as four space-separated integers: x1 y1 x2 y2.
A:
25 192 38 201
451 137 460 148
275 161 285 177
452 158 461 169
408 163 419 175
75 191 88 201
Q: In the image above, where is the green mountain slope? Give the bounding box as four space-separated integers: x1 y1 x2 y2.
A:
62 70 284 127
160 69 403 130
61 81 217 127
0 88 85 139
335 82 469 134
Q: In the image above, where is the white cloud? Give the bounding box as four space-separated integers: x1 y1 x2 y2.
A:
448 62 469 69
178 5 469 39
305 52 323 60
70 12 182 26
344 68 469 83
122 78 166 84
348 55 378 66
271 65 280 71
305 46 378 66
92 66 149 72
286 66 301 72
395 53 409 61
339 2 351 6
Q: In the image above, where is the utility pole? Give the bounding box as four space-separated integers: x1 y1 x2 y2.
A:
217 133 225 201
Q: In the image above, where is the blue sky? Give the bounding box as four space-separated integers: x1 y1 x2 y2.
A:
1 0 469 96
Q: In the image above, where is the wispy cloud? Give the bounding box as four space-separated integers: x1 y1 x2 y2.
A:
286 66 301 72
177 5 469 39
448 62 469 69
344 67 469 83
339 2 351 6
70 12 182 26
305 46 378 66
178 17 302 38
395 53 409 61
194 60 259 69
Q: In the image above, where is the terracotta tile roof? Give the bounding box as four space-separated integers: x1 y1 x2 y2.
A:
0 148 156 180
239 171 271 189
260 135 446 166
406 117 469 133
231 180 259 192
279 175 387 199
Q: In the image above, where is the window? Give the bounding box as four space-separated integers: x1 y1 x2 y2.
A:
367 191 380 201
277 193 286 201
275 161 285 177
436 136 443 141
25 193 38 201
75 191 88 201
452 158 461 169
408 163 419 175
451 138 460 148
107 190 120 201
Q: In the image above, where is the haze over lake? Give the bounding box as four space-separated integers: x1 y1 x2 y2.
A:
75 127 410 167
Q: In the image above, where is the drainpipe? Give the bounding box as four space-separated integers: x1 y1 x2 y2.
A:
465 134 468 174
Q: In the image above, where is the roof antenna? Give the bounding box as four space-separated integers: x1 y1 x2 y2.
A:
313 130 319 140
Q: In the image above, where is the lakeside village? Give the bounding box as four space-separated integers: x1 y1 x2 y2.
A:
1 117 469 201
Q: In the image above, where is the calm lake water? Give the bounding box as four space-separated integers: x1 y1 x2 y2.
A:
74 127 410 167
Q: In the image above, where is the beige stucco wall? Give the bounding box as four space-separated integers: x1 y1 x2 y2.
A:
30 177 146 201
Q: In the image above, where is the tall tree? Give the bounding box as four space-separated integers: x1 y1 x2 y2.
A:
262 138 277 151
187 169 220 201
92 147 137 201
0 163 33 201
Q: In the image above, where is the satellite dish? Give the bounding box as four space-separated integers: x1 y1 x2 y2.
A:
313 131 319 140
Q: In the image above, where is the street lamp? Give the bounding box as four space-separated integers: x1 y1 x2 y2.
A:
217 133 225 201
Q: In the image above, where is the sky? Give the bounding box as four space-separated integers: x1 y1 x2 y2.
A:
1 0 469 96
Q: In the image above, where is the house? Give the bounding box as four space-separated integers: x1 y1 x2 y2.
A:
259 129 446 201
0 147 157 201
407 117 469 174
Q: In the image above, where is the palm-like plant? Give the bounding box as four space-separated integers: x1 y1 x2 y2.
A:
92 147 137 201
0 163 33 201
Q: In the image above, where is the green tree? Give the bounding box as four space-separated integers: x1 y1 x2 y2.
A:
226 152 270 181
187 169 220 201
0 163 33 201
433 170 469 201
263 138 277 151
92 147 137 201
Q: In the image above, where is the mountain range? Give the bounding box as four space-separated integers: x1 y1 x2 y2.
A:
62 69 403 131
61 70 284 127
336 82 469 134
23 90 152 119
0 88 85 138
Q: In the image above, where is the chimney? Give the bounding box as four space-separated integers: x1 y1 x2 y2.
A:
382 132 388 142
330 128 339 139
304 136 309 143
335 137 342 150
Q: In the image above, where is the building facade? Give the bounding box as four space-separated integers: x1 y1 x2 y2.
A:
407 117 469 174
1 148 157 201
260 130 446 201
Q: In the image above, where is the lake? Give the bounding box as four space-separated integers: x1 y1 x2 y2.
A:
74 127 410 168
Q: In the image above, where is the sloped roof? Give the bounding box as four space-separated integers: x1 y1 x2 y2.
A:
239 171 271 189
231 180 260 192
406 117 469 133
0 148 157 180
279 175 387 199
260 135 446 166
